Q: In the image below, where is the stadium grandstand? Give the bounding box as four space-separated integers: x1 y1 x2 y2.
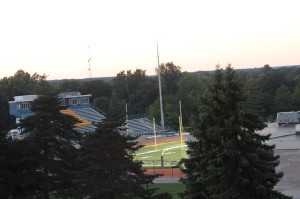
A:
123 114 168 137
8 92 168 139
8 92 105 138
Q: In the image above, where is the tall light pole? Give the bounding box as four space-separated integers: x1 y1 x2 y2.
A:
179 100 183 148
157 41 165 128
125 103 128 136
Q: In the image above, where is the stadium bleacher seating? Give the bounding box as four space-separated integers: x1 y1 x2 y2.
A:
74 125 96 134
126 117 167 136
62 108 105 133
60 109 90 126
8 92 168 137
71 108 105 124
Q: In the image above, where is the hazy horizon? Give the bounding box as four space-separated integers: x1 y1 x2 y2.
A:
1 0 299 80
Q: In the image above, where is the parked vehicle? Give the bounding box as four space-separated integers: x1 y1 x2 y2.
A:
295 124 300 135
276 111 300 126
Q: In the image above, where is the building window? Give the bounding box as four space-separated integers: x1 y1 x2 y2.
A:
19 102 31 110
68 97 89 105
60 99 66 106
69 98 76 105
81 97 89 104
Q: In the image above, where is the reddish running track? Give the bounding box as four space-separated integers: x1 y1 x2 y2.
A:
137 135 188 146
145 167 185 178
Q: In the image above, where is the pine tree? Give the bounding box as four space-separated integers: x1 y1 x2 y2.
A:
78 92 162 199
18 93 82 199
0 129 11 199
180 65 290 199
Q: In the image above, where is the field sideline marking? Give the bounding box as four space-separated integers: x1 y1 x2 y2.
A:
141 140 187 148
136 150 160 156
162 145 187 156
136 144 188 156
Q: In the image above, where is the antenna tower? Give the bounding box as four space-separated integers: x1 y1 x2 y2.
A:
88 45 92 79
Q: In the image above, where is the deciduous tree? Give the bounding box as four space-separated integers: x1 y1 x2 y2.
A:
159 62 182 95
273 85 292 113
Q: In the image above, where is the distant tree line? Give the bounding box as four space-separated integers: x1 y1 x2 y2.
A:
1 64 300 132
0 64 294 198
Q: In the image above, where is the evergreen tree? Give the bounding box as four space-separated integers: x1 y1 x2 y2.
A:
18 93 82 199
4 138 40 198
0 130 11 199
78 92 163 199
180 65 290 199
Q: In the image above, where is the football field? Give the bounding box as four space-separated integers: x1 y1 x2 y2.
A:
135 139 188 167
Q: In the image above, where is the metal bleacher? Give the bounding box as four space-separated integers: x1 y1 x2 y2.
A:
60 108 105 134
60 105 164 136
126 117 167 136
139 118 165 132
71 108 105 124
74 125 96 134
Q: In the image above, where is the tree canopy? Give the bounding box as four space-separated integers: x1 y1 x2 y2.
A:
78 92 165 198
2 65 300 129
180 65 290 199
17 94 82 199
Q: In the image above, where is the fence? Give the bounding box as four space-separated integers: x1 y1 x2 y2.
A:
142 160 185 178
142 159 181 167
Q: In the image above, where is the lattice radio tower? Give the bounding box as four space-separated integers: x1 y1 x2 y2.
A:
88 45 92 79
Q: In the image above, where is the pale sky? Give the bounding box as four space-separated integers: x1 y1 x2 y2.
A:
0 0 299 80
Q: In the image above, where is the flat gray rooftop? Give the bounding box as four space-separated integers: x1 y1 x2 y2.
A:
259 123 300 198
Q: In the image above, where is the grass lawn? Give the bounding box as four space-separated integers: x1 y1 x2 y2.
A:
148 183 185 199
135 141 188 166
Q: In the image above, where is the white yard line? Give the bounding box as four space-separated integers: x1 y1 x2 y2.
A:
164 152 175 155
136 150 159 156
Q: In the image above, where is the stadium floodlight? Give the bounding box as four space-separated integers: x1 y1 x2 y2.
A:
126 103 128 136
156 41 165 128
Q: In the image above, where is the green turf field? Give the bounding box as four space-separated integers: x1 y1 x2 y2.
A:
135 140 188 166
147 183 185 199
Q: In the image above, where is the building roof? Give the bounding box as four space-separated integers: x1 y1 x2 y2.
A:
9 95 39 103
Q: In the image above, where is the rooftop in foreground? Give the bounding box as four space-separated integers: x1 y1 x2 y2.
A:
259 123 300 198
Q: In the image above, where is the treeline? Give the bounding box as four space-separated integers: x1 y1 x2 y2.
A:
0 64 295 198
1 64 300 131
